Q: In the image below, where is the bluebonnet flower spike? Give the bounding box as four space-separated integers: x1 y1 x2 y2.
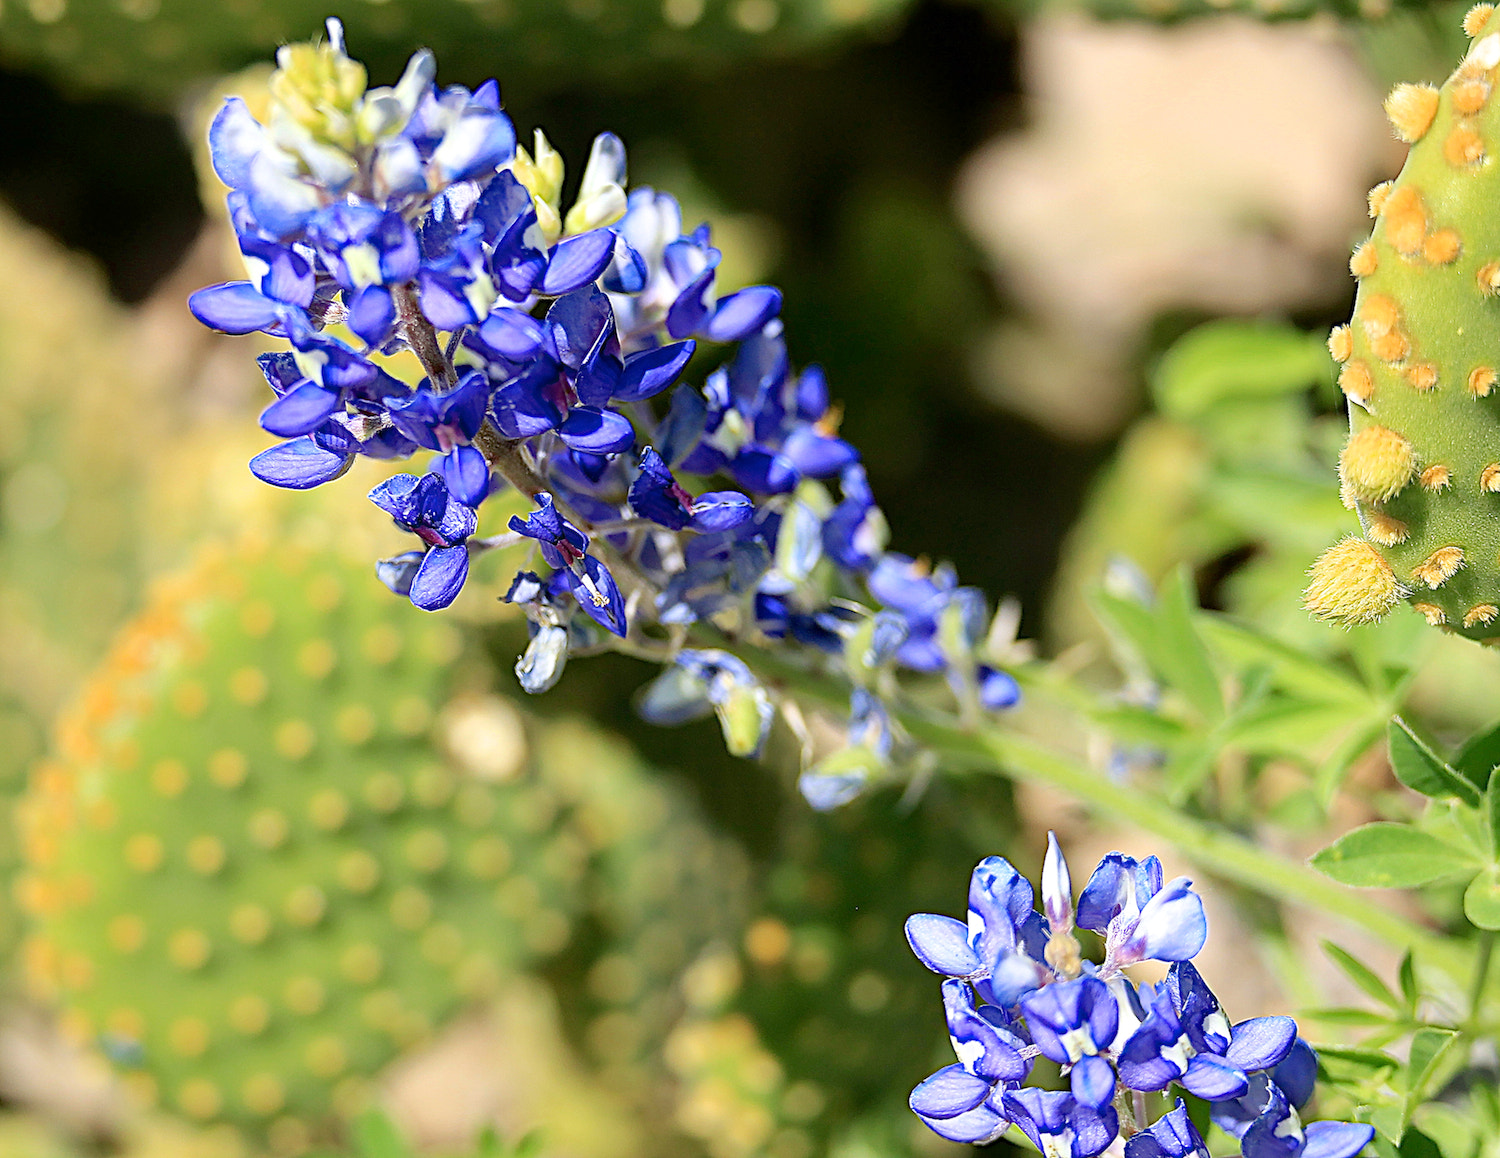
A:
192 23 1023 801
907 842 1372 1156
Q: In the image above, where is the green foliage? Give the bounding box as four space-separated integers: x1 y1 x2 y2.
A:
1051 318 1352 649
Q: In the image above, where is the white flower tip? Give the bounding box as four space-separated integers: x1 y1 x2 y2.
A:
1042 831 1072 930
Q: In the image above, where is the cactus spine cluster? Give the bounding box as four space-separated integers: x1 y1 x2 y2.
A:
1306 3 1500 641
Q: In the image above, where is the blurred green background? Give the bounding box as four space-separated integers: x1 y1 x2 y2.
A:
0 0 1490 1155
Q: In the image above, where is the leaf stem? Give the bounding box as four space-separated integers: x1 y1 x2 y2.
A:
1469 930 1494 1023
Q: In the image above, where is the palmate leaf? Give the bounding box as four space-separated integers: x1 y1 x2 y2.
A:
1092 567 1224 723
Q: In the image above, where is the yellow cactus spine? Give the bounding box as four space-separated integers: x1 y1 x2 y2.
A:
1303 539 1404 627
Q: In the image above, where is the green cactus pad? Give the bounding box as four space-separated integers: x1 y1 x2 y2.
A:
1309 3 1500 642
16 536 587 1153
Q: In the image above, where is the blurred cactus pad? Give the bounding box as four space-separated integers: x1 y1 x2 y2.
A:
1309 3 1500 641
14 533 749 1152
0 0 910 104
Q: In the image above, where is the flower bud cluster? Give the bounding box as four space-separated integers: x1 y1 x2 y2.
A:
190 21 1021 805
904 836 1375 1158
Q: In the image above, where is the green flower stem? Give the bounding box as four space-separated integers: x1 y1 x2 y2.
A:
733 644 1464 978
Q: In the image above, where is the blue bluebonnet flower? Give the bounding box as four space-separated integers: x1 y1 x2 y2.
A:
1238 1085 1374 1158
1125 1100 1210 1158
509 493 626 637
369 470 478 610
193 22 1023 800
905 839 1370 1156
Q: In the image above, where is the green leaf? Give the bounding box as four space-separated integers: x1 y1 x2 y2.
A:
1151 320 1327 419
1388 718 1482 806
1301 1007 1402 1027
1464 866 1500 929
1311 823 1481 888
1370 1103 1407 1145
1397 951 1417 1016
1313 1044 1402 1067
1453 719 1500 794
1322 941 1399 1010
1196 616 1371 706
1489 780 1500 859
1406 1028 1461 1129
1397 1129 1443 1158
351 1111 411 1158
1087 705 1190 747
1222 698 1368 756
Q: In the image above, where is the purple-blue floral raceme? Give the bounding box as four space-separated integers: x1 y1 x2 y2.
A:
190 21 1023 807
904 836 1374 1157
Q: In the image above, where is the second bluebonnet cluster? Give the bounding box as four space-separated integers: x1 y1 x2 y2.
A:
189 20 1020 807
904 836 1375 1157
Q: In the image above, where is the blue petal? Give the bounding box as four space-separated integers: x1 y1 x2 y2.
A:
903 914 981 977
260 381 340 438
1132 878 1207 962
658 384 709 467
1301 1122 1375 1158
417 269 481 330
1274 1040 1319 1109
1070 1055 1116 1110
1073 1105 1122 1158
797 770 869 811
916 1103 1007 1145
541 229 616 296
491 373 567 440
248 437 352 489
244 152 321 238
189 282 281 334
979 666 1021 710
475 307 546 360
665 268 715 340
569 554 627 637
1125 1100 1210 1158
908 1064 990 1120
207 96 260 190
432 445 491 509
689 492 754 533
558 406 635 455
1181 1054 1248 1101
409 544 470 611
347 284 397 347
616 340 696 403
731 448 799 495
780 426 858 478
637 665 714 726
603 233 648 293
376 551 425 598
1226 1017 1297 1074
704 285 781 342
431 107 516 184
492 209 548 301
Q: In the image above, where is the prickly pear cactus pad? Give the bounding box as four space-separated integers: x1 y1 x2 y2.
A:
14 536 587 1152
1307 3 1500 641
